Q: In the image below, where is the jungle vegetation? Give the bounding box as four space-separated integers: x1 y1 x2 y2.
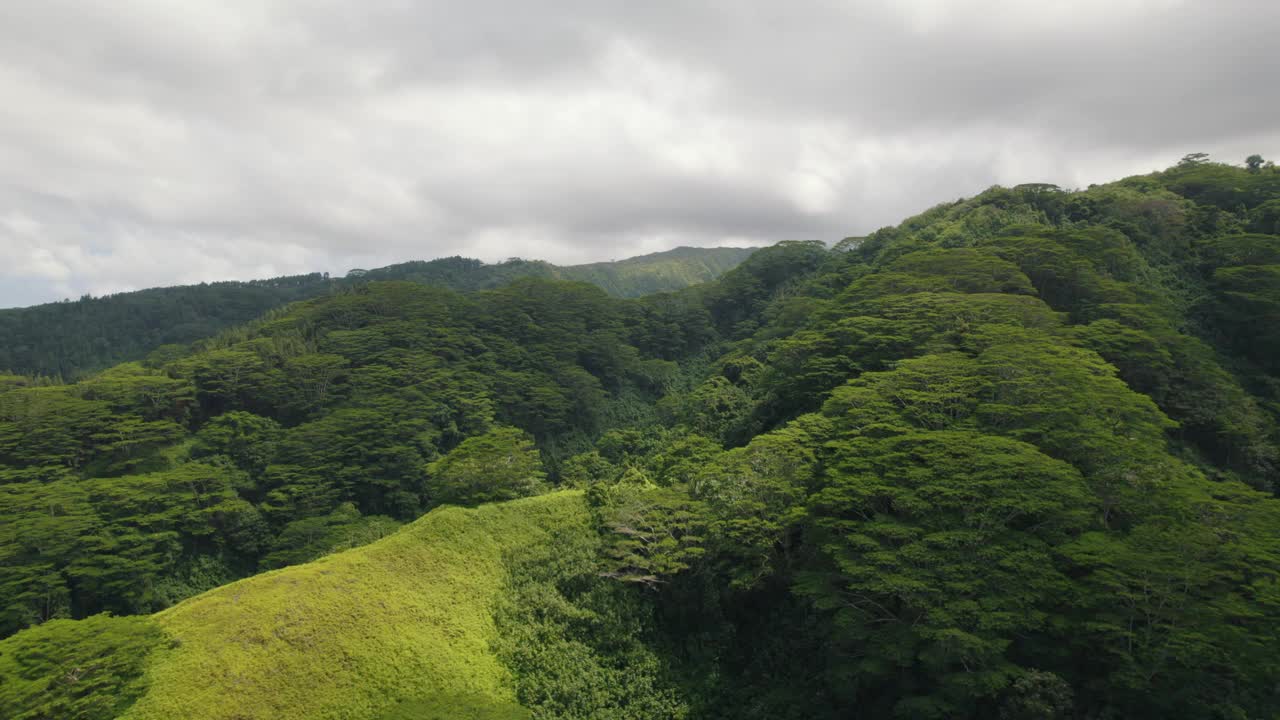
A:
2 155 1279 719
0 245 756 379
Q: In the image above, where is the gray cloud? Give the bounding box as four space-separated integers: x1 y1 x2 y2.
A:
1 0 1277 306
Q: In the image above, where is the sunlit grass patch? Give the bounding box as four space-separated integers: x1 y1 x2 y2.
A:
118 491 590 720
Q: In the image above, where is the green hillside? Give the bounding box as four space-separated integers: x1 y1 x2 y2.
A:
128 492 588 720
1 492 594 720
0 246 756 379
3 156 1280 719
360 245 757 298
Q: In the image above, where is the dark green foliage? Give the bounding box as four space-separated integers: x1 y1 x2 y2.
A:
703 240 828 337
596 485 708 586
690 427 814 588
151 556 235 608
495 520 689 719
261 502 400 569
362 246 754 299
261 405 437 519
0 378 185 478
801 431 1093 717
1208 261 1280 371
1 272 701 639
578 158 1280 719
852 247 1037 299
427 426 547 506
998 671 1073 720
0 481 98 632
0 274 334 380
190 410 282 476
4 159 1280 720
1058 476 1280 719
1158 158 1280 212
0 613 164 720
1248 199 1280 234
0 247 754 379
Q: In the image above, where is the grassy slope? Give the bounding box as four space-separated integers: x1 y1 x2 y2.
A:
122 491 590 720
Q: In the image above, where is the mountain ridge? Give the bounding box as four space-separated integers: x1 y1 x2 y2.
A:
0 245 758 378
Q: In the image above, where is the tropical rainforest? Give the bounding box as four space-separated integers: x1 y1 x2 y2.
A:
2 155 1279 720
0 245 755 380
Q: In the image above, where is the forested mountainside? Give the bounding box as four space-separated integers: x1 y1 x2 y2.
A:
3 156 1280 720
359 245 759 297
0 246 755 380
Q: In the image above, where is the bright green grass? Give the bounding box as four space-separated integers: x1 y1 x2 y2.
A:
114 491 591 720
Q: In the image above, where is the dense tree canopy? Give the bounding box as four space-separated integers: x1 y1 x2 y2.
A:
0 247 754 379
2 157 1280 719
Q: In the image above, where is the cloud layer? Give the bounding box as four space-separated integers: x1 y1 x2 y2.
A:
1 0 1277 306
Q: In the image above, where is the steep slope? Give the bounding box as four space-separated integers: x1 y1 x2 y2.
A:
0 246 756 379
2 491 592 720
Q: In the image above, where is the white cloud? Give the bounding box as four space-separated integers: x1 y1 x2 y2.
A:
0 0 1276 307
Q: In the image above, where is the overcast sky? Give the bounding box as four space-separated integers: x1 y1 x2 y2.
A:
1 0 1277 307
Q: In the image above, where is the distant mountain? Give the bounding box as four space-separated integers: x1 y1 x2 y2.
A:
0 245 757 378
356 245 757 297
